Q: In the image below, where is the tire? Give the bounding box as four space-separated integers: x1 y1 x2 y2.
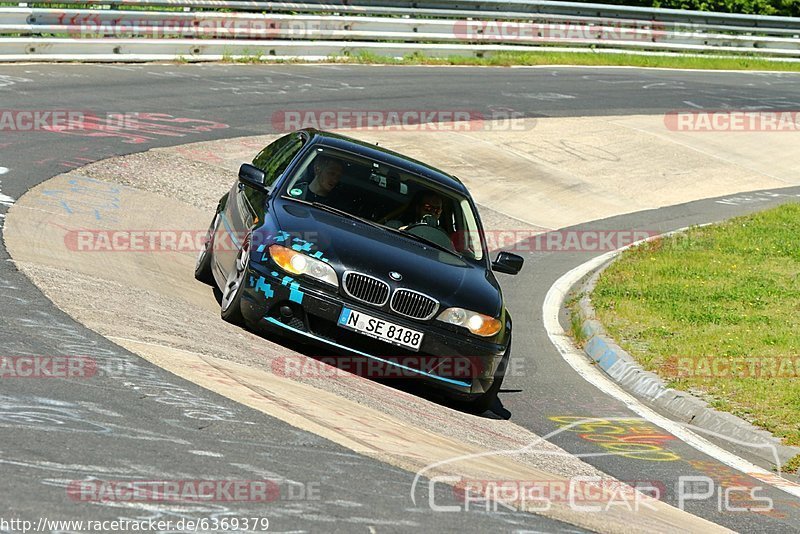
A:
220 235 251 325
467 340 511 414
195 213 219 285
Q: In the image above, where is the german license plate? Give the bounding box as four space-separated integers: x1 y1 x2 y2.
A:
338 307 424 351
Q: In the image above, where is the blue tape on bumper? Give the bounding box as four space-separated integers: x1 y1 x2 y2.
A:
254 276 274 299
289 283 304 304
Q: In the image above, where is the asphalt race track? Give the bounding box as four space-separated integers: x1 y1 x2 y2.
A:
2 64 800 532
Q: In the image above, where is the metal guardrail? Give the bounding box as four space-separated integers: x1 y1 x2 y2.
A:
19 0 800 28
1 0 798 62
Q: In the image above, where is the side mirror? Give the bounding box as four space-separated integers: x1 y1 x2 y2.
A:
239 163 268 192
492 251 524 275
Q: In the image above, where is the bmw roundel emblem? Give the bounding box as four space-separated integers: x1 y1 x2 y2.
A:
389 271 402 281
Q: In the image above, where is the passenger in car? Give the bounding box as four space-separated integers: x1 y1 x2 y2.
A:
292 156 364 215
294 156 344 203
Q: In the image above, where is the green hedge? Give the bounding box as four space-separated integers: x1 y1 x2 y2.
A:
591 0 800 17
5 0 798 16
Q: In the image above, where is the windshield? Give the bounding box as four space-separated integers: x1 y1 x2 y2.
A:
281 146 485 261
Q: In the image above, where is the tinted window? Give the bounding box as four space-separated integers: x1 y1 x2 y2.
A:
282 147 485 261
252 133 305 190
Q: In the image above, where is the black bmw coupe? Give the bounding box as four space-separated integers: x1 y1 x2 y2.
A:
195 129 523 412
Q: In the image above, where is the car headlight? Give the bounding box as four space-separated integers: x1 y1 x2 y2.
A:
436 307 502 337
269 244 338 287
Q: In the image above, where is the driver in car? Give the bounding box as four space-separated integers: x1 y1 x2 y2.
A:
400 192 444 230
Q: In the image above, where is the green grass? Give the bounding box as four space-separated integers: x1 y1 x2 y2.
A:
324 50 800 71
787 455 800 473
208 49 800 71
220 49 307 64
566 293 590 346
221 49 265 63
592 203 800 454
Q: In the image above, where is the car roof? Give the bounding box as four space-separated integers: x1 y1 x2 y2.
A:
303 129 469 195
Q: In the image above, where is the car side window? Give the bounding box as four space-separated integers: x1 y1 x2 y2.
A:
252 133 306 191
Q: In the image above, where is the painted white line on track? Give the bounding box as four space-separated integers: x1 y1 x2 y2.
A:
188 450 224 458
0 168 14 208
542 228 800 499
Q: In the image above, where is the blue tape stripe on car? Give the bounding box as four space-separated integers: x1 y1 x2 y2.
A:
220 212 241 248
289 283 304 304
264 317 471 388
254 276 275 299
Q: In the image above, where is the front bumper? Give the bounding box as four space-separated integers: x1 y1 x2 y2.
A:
240 265 507 397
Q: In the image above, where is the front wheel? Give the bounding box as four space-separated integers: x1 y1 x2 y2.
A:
467 341 510 414
220 235 250 325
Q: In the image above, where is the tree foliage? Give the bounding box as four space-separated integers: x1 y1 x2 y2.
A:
591 0 800 17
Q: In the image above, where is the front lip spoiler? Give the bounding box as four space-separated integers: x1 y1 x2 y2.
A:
262 317 472 388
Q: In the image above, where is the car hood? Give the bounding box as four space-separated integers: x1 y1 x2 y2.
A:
271 201 502 317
